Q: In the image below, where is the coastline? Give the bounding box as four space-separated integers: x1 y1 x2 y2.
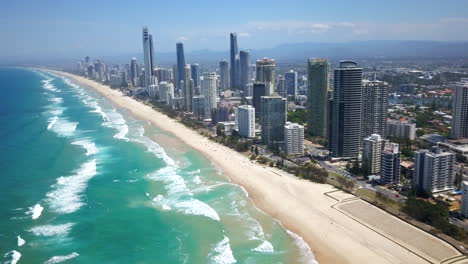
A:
47 70 455 264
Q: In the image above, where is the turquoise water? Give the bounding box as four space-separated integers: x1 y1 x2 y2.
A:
0 68 316 264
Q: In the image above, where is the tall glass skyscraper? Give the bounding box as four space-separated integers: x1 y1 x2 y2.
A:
255 58 276 95
230 33 238 90
330 61 363 158
284 70 298 98
307 58 330 138
142 27 154 88
239 50 250 95
130 57 138 87
261 96 287 147
191 63 200 91
361 80 388 139
176 43 186 90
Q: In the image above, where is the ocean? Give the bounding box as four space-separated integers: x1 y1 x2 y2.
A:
0 67 316 264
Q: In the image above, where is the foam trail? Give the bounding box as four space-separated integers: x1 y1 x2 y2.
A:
3 250 21 264
29 223 74 237
47 117 78 137
72 139 99 156
17 236 25 247
286 230 318 264
44 252 79 264
209 236 237 264
46 160 97 214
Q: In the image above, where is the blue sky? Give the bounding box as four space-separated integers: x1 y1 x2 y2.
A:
1 0 468 57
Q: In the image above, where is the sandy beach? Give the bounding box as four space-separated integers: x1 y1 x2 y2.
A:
49 70 464 264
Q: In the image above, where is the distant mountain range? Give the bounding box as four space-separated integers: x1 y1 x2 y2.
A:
2 40 468 67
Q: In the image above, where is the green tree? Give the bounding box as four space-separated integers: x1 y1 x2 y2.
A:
216 124 225 137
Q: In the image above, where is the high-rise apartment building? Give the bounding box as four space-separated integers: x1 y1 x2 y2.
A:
191 64 200 91
176 43 186 90
201 72 217 119
362 80 388 139
252 83 267 117
307 58 330 138
387 120 416 140
330 61 363 158
380 143 401 185
239 50 250 95
142 27 154 88
220 60 230 91
362 134 384 175
261 96 287 146
284 122 305 155
461 181 468 217
451 78 468 139
183 64 194 112
130 57 138 87
284 70 298 98
230 33 238 89
414 147 455 194
192 95 205 120
256 58 276 94
237 105 255 138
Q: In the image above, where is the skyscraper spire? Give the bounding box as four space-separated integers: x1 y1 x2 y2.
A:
142 26 155 88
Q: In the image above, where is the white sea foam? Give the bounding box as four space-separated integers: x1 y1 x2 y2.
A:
174 200 220 221
252 240 274 253
46 160 97 214
72 139 99 156
44 252 79 264
17 236 25 247
29 223 74 237
286 230 318 264
192 176 202 184
102 109 129 140
47 117 78 137
47 97 63 103
209 236 237 264
42 79 59 92
3 250 21 264
27 204 44 220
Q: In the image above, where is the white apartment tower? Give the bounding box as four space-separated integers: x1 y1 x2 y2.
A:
201 72 218 119
237 105 255 138
362 134 384 176
284 122 304 155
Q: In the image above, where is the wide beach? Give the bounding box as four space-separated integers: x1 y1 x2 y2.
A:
49 70 463 264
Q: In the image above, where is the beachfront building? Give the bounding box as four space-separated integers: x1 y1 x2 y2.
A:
330 61 363 158
212 107 230 124
362 80 388 139
451 78 468 139
380 143 401 185
253 83 267 117
237 105 255 138
183 64 194 112
191 64 200 91
362 134 384 176
387 120 416 140
284 122 305 155
192 95 205 120
201 72 218 119
158 82 174 105
230 33 238 89
307 58 330 138
414 147 455 194
130 57 138 87
261 96 287 147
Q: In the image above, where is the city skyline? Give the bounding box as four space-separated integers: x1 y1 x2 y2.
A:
2 0 468 59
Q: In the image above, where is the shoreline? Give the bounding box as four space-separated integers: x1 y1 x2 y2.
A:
47 69 457 264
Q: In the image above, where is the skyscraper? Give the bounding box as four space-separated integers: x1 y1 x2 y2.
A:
219 60 230 91
307 58 330 138
239 50 250 95
253 83 267 117
284 70 298 98
362 80 388 139
284 122 305 155
256 58 276 94
176 43 186 90
192 95 205 120
276 75 286 97
380 143 401 185
261 96 287 146
362 134 384 176
451 78 468 139
191 64 200 91
183 64 194 112
142 27 154 88
387 120 416 140
414 147 455 194
330 61 363 158
201 72 217 119
230 33 238 90
237 105 255 138
130 57 138 87
461 181 468 217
